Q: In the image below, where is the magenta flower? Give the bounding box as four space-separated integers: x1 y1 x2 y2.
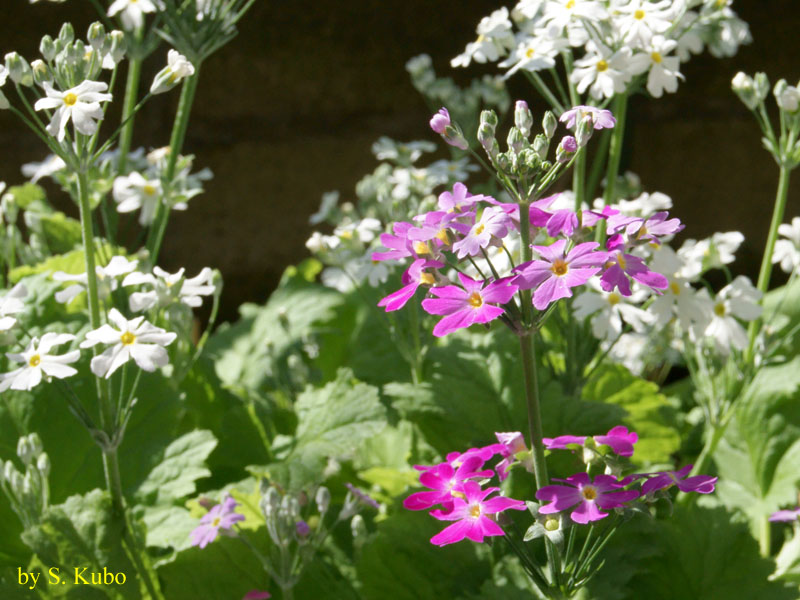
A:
543 425 638 457
243 591 271 600
430 108 451 134
560 105 616 130
404 455 494 512
190 495 245 549
437 182 487 213
545 209 579 238
378 259 443 312
429 481 525 546
452 206 511 258
640 464 717 495
600 249 668 296
371 221 416 262
421 273 518 337
536 473 639 524
769 507 800 522
494 432 532 481
618 212 684 244
513 240 607 310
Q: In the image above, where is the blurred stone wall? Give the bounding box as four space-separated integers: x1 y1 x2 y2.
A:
0 1 798 321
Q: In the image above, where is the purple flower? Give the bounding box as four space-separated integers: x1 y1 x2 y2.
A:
429 481 525 546
451 206 511 259
243 591 271 600
437 182 487 213
600 249 668 296
296 520 311 537
543 426 638 457
560 105 616 130
378 259 443 312
421 273 518 337
190 495 245 549
371 221 416 262
513 240 607 310
494 432 531 481
639 464 717 495
430 108 451 134
556 135 578 162
627 212 684 244
545 209 579 238
536 473 639 524
404 455 494 512
345 483 381 510
769 507 800 522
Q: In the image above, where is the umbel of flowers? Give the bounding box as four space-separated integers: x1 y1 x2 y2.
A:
376 103 715 597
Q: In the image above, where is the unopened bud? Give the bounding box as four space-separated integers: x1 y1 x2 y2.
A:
36 454 50 477
731 72 759 110
261 486 281 518
295 520 311 539
556 135 578 163
514 100 533 137
40 35 57 62
542 111 558 139
5 53 33 86
109 30 126 65
58 23 75 45
507 127 525 154
478 123 499 159
480 109 498 130
575 116 594 147
3 461 15 485
532 134 548 160
774 79 800 113
22 471 33 496
350 514 367 541
88 22 106 51
28 434 42 458
31 59 52 85
316 486 330 514
753 72 770 103
17 437 32 465
496 152 511 173
519 148 541 175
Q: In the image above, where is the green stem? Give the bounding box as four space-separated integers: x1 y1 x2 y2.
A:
519 333 548 489
746 165 792 363
148 66 202 261
76 172 102 329
117 51 143 174
760 514 771 557
602 94 628 207
572 146 586 212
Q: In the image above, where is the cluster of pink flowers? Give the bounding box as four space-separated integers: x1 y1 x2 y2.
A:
372 105 683 337
405 426 718 545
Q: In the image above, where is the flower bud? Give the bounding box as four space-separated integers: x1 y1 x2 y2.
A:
27 434 42 459
5 53 33 87
429 107 450 134
295 520 311 539
17 437 32 465
731 71 758 110
58 22 75 45
261 486 281 518
31 60 52 85
150 50 195 94
39 35 57 62
520 148 541 175
556 135 577 163
480 108 498 130
496 152 511 174
36 453 50 478
507 127 525 154
542 111 557 139
532 134 548 160
3 461 15 484
315 486 330 515
88 22 106 51
514 100 533 137
350 514 367 542
108 30 127 65
22 471 33 496
753 72 770 103
774 79 800 113
478 123 499 160
575 116 594 147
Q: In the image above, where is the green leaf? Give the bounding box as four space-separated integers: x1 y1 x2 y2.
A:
37 212 83 254
261 369 386 491
773 525 800 585
133 430 217 505
5 183 46 210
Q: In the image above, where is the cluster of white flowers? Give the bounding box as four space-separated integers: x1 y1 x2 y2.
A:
306 137 478 293
452 1 750 100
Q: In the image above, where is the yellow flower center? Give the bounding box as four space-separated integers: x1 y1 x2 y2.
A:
143 184 157 196
566 0 575 8
469 504 482 518
651 51 662 64
413 241 429 255
526 47 536 59
451 490 466 500
468 292 483 308
544 517 560 531
340 230 353 240
419 272 435 285
607 292 621 306
120 331 136 346
714 302 726 317
634 9 645 19
616 253 627 270
596 59 609 72
436 228 450 244
669 281 681 295
476 34 486 43
211 516 221 527
63 93 78 106
28 354 41 367
581 485 598 500
551 259 569 277
715 0 726 7
474 224 485 235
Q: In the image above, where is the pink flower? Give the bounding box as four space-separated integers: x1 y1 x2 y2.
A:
421 273 518 337
451 206 511 258
378 259 443 312
371 221 416 262
600 249 668 296
536 473 639 524
404 455 494 512
639 464 717 495
560 105 616 130
513 240 607 310
543 425 638 457
429 481 525 546
190 495 245 549
437 182 487 213
243 591 271 600
430 108 451 134
494 432 531 481
769 507 800 522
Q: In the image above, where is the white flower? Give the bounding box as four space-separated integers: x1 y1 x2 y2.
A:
0 283 27 332
540 0 607 46
614 0 674 49
123 266 216 312
674 10 704 61
309 191 339 226
677 231 744 280
112 171 163 225
80 308 176 378
775 82 800 113
0 65 10 110
52 256 138 304
614 191 672 216
451 7 515 68
334 218 382 245
371 138 436 163
631 37 684 98
0 333 80 392
773 217 800 273
649 245 713 333
499 34 568 78
108 0 164 30
571 43 633 100
34 80 112 141
703 276 762 355
573 282 653 341
605 332 649 375
425 158 479 184
21 154 66 183
708 11 751 58
150 50 195 94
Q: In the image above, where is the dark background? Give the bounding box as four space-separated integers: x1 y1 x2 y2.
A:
2 1 799 322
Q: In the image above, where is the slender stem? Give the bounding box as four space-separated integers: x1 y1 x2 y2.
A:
572 147 586 212
519 333 548 488
602 94 628 207
759 514 771 557
117 47 144 174
76 172 102 329
148 66 202 261
746 165 792 363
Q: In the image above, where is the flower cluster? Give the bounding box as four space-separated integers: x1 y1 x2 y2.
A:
453 1 750 100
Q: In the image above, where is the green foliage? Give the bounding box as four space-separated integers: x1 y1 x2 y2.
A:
773 525 800 586
714 356 800 534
